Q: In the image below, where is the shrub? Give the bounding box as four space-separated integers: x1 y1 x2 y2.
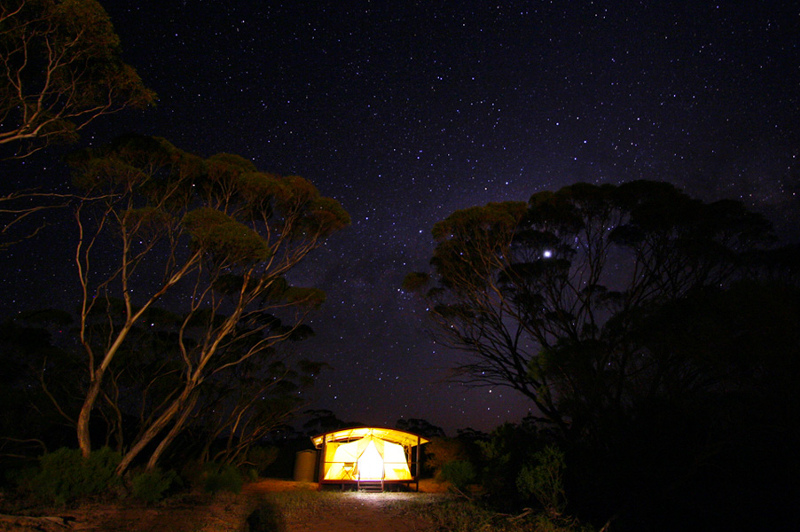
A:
244 467 259 482
131 467 180 503
517 445 567 516
29 447 121 505
247 445 279 475
438 460 476 492
425 437 467 475
203 462 243 494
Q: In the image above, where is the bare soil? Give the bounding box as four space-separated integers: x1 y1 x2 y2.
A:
0 479 449 531
249 481 445 532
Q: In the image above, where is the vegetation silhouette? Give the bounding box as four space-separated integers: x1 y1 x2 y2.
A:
406 181 800 530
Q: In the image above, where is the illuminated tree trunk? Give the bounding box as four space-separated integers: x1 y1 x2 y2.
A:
144 394 198 472
116 386 194 475
76 321 138 458
116 312 242 474
76 377 102 458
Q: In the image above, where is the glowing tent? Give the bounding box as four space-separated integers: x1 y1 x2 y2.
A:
311 427 428 490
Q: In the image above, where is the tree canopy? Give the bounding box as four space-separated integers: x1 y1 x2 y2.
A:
405 180 777 440
405 180 800 528
0 0 155 158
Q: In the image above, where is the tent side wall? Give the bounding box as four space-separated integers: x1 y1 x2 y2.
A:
382 441 412 480
322 439 339 480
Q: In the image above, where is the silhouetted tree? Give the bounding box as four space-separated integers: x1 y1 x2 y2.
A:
302 409 361 436
406 180 800 529
405 181 774 442
0 0 154 250
0 309 77 459
194 333 327 468
395 417 446 439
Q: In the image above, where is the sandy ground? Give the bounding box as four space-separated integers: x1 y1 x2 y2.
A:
273 492 438 532
0 479 450 531
246 479 445 532
0 491 255 532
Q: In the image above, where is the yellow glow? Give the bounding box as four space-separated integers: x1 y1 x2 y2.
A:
312 426 428 448
358 440 384 480
313 427 428 482
321 434 414 481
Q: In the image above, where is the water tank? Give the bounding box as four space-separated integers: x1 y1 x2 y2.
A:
293 449 317 482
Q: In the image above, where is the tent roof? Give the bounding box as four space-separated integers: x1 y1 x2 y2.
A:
311 426 429 448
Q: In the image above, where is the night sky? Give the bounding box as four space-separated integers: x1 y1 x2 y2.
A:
2 0 798 435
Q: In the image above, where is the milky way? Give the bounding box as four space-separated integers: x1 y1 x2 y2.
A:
2 0 798 434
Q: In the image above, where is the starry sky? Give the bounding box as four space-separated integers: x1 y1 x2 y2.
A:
2 0 799 435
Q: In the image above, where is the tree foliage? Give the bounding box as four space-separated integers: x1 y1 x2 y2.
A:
407 180 800 529
0 0 155 158
405 181 776 439
395 417 446 439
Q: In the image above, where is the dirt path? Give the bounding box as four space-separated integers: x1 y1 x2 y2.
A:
281 492 437 532
245 479 445 532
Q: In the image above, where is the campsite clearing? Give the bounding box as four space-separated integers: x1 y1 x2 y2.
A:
0 479 450 532
253 488 444 532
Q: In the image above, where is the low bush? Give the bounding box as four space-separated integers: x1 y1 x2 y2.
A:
517 445 567 516
438 460 476 492
131 467 180 503
202 462 243 494
247 445 279 475
28 447 121 505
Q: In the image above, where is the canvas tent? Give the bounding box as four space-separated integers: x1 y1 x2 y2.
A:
311 427 428 490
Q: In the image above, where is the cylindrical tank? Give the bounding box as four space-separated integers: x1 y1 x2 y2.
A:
293 449 317 482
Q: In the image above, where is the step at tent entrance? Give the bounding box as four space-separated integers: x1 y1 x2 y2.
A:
311 427 429 491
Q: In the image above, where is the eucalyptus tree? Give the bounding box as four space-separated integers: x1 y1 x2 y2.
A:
0 0 154 250
0 0 155 158
404 181 774 441
68 135 349 472
194 340 325 468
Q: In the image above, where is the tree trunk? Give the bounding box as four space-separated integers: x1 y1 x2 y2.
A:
76 374 104 458
115 387 194 475
76 319 139 457
145 394 198 471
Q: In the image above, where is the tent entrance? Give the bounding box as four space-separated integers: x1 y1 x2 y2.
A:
357 440 384 480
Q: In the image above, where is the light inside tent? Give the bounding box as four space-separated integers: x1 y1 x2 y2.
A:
358 440 384 480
